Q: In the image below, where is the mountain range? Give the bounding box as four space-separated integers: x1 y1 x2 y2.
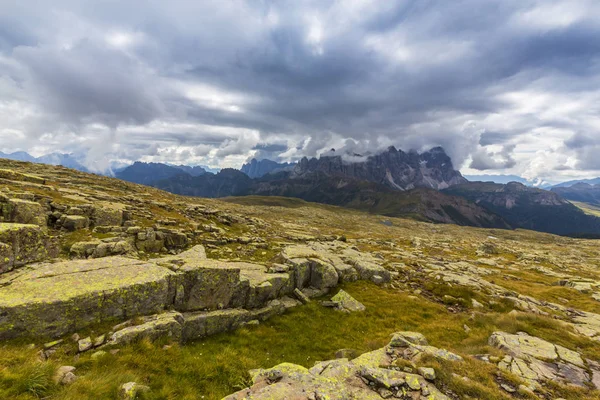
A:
0 151 88 172
114 147 600 237
5 147 600 237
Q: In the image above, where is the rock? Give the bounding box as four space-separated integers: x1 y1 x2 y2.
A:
360 366 407 388
44 339 63 349
70 240 101 258
418 367 436 381
93 334 106 347
1 198 47 226
490 331 593 388
92 206 123 227
310 258 339 289
389 331 428 347
223 334 451 400
0 223 54 274
78 337 92 352
61 372 77 385
63 215 89 231
0 169 45 184
293 288 311 304
109 312 183 345
330 289 366 312
0 257 176 339
335 349 358 359
119 382 150 399
53 366 76 384
472 299 484 308
501 383 516 393
91 350 107 359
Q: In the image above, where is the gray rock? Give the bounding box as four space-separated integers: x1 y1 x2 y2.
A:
63 215 89 231
109 312 183 345
330 289 366 312
78 337 92 352
53 366 76 384
310 258 339 289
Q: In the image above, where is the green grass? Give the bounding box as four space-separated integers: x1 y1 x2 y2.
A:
572 201 600 217
2 281 599 400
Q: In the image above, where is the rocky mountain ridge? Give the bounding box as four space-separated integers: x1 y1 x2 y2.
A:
293 146 467 190
240 158 295 178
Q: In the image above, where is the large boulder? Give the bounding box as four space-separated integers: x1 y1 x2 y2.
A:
1 198 47 226
136 228 164 253
62 215 89 231
0 223 53 274
91 206 123 227
0 257 176 338
310 258 339 289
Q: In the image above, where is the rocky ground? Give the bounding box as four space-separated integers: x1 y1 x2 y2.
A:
1 158 600 399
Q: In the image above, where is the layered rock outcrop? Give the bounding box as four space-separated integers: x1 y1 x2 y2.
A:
0 241 390 339
224 332 454 400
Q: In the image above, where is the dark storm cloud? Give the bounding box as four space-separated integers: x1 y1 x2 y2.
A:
0 0 599 178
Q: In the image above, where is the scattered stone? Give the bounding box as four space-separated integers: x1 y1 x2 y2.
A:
501 383 516 393
91 350 107 360
44 339 63 349
293 288 311 304
418 367 436 381
78 337 93 352
93 334 106 347
335 349 358 359
54 366 76 385
330 289 366 312
119 382 150 399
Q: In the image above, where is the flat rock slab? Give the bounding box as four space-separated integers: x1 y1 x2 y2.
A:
489 331 595 389
0 257 175 339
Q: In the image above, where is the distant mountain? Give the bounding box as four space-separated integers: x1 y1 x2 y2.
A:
37 153 88 172
154 168 509 228
154 168 253 198
444 181 600 236
168 164 207 177
552 183 600 206
115 162 192 185
293 146 467 190
241 159 295 178
0 151 36 162
464 174 531 185
0 151 88 172
552 177 600 188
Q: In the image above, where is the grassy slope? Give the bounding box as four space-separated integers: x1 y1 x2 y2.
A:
4 281 598 400
572 201 600 217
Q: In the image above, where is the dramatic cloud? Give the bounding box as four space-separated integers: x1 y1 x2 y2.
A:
1 0 600 180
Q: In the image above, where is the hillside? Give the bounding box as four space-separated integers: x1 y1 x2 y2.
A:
552 183 600 206
2 159 600 399
445 181 600 236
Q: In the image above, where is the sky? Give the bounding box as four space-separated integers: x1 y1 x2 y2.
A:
1 0 600 182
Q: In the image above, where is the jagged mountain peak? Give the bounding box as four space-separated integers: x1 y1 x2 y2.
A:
292 146 466 191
